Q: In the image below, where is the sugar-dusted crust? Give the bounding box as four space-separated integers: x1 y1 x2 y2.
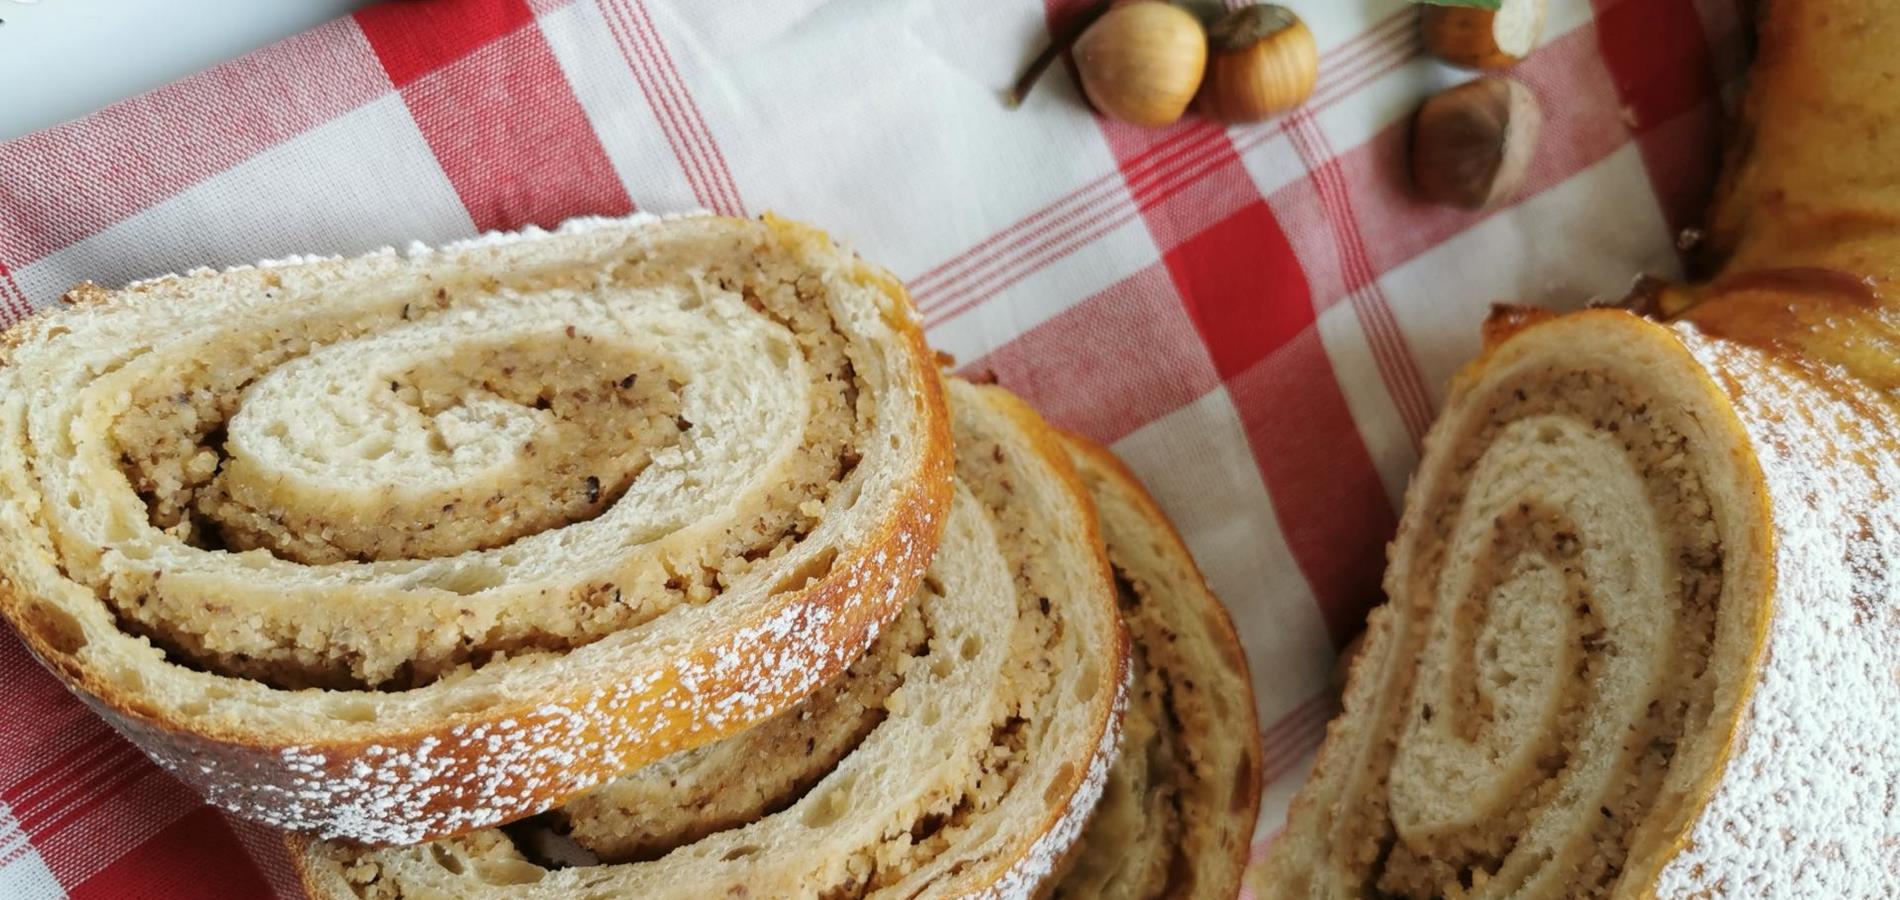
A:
1637 326 1900 895
1263 307 1900 897
934 384 1132 900
291 379 1131 898
1053 434 1262 900
1262 310 1780 898
1263 1 1900 894
0 213 954 843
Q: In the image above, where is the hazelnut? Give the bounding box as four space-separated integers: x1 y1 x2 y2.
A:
1422 0 1547 70
1071 1 1209 128
1199 4 1320 123
1411 77 1543 210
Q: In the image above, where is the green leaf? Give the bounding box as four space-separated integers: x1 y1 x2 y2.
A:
1412 0 1503 9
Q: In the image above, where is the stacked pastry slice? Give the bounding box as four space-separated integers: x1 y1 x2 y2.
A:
295 380 1266 899
0 213 954 843
1053 437 1261 900
297 380 1125 897
0 214 1263 898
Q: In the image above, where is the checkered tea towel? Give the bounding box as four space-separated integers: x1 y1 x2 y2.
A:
0 0 1744 896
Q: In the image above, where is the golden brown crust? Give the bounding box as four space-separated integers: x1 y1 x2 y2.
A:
286 378 1129 898
1056 432 1263 899
1699 0 1900 287
1061 435 1262 802
935 385 1133 898
1261 310 1779 898
23 472 949 839
0 215 956 844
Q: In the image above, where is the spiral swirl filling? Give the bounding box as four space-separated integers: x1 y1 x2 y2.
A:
1338 370 1724 898
329 414 1110 897
530 432 1074 889
41 232 875 691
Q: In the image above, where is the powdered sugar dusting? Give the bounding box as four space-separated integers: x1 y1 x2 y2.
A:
296 391 1122 897
116 211 701 288
977 664 1131 900
0 211 951 845
93 512 937 845
1655 327 1900 895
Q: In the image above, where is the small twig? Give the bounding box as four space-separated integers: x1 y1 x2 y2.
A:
1005 0 1114 108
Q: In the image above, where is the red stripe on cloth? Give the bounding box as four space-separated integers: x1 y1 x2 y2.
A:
1230 329 1397 645
0 836 30 872
0 20 389 266
0 631 94 788
1594 0 1719 130
1257 690 1337 789
624 0 745 216
1592 0 1722 234
1163 199 1313 380
908 131 1179 294
226 814 307 900
36 767 204 890
353 0 538 87
918 12 1718 346
920 130 1275 331
20 756 152 846
919 191 1141 329
6 741 137 833
1252 831 1280 864
596 0 720 208
0 631 208 889
598 0 747 216
910 4 1414 292
964 262 1219 444
0 262 33 326
1633 98 1723 240
1040 0 1395 643
909 8 1421 320
1261 704 1333 785
0 642 125 811
1284 112 1436 447
1275 19 1691 305
371 22 633 232
66 808 270 900
1260 691 1331 757
1081 64 1321 396
917 122 1220 316
919 123 1258 328
1141 145 1266 262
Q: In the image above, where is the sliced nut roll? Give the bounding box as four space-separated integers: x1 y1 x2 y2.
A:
1051 436 1262 900
294 379 1130 899
1269 0 1900 891
0 214 953 843
1263 308 1900 898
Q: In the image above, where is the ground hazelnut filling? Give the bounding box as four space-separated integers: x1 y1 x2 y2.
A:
50 228 870 691
547 598 931 864
1329 370 1723 899
1047 569 1189 900
317 388 1118 899
332 567 1029 900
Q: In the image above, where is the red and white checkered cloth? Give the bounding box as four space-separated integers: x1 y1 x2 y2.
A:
0 0 1744 896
